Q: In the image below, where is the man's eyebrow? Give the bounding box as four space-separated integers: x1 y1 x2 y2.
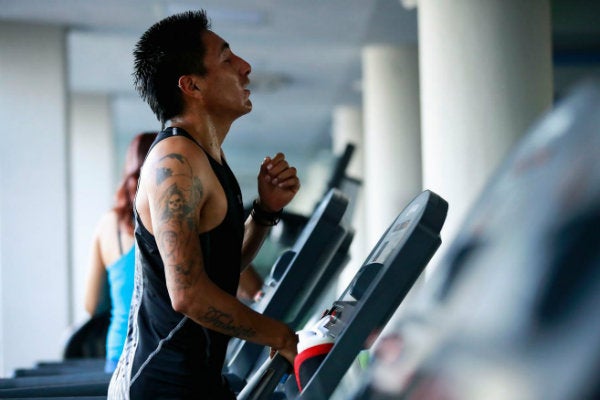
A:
221 42 230 53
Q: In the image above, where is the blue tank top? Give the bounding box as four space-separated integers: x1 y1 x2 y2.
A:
105 244 135 363
108 127 244 399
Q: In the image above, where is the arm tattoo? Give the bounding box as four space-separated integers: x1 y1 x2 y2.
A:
154 152 204 289
160 184 193 221
154 152 203 225
159 230 179 258
172 262 195 288
156 153 190 185
160 225 198 289
201 306 257 339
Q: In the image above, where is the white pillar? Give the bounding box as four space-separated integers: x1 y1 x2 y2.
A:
70 93 115 325
418 0 553 243
362 45 421 249
0 22 69 376
331 105 366 290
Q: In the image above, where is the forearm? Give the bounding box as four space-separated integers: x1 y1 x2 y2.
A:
240 199 283 268
237 266 264 301
240 215 271 269
180 279 295 351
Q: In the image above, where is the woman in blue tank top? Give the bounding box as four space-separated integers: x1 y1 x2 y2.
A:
84 132 157 373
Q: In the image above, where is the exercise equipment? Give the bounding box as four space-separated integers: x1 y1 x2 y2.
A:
62 311 110 360
225 188 352 389
238 189 448 400
350 81 600 400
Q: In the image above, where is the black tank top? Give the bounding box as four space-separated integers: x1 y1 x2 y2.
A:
109 127 244 399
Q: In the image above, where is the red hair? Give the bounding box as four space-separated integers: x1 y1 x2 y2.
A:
113 132 157 234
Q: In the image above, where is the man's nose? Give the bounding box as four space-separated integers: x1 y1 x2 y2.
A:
237 56 251 76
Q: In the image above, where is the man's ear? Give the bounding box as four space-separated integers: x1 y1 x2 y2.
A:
177 75 201 96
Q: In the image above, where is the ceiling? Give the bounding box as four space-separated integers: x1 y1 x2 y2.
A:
1 0 599 201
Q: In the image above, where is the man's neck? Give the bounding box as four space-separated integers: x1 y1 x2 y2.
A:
168 114 231 162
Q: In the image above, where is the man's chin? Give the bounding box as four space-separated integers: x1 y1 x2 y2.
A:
233 101 252 120
242 101 253 114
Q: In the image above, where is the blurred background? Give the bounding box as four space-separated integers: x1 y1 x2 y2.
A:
1 0 599 378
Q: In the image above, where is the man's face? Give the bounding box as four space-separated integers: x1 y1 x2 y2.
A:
195 30 253 119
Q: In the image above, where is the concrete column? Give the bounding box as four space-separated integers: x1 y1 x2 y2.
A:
0 22 69 376
362 45 421 249
70 94 114 325
331 105 366 290
417 0 553 243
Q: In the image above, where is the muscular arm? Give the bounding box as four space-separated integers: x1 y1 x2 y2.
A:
146 150 296 359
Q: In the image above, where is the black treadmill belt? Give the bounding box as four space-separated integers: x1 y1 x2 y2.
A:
0 372 110 390
0 380 109 397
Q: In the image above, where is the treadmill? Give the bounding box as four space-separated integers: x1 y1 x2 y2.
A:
238 189 448 400
225 188 352 389
350 81 600 400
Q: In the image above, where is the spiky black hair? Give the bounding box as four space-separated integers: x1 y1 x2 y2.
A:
133 10 211 123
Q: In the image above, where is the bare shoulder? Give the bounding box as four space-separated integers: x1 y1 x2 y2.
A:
94 209 121 264
95 209 118 239
137 136 218 234
141 137 214 188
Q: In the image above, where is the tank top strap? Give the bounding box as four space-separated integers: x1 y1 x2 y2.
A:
151 127 236 179
116 224 124 256
151 127 210 157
